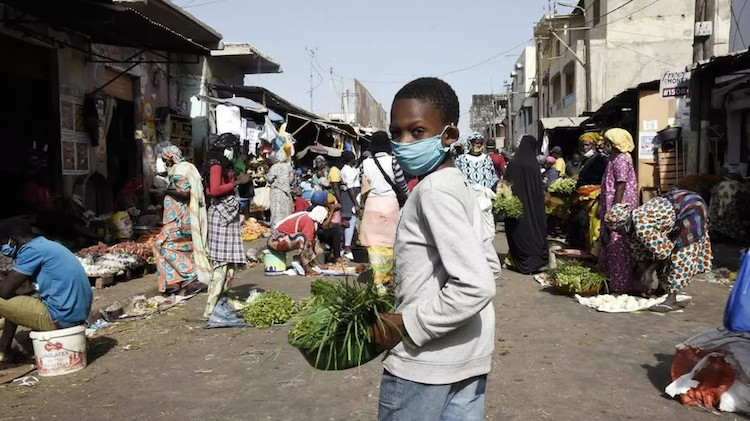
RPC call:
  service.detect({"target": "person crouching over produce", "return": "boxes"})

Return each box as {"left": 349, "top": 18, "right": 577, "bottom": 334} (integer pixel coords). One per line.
{"left": 0, "top": 220, "right": 92, "bottom": 363}
{"left": 604, "top": 190, "right": 712, "bottom": 313}
{"left": 372, "top": 77, "right": 501, "bottom": 420}
{"left": 267, "top": 204, "right": 330, "bottom": 276}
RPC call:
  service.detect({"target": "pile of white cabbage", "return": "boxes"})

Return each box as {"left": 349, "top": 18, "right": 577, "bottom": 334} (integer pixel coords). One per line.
{"left": 76, "top": 253, "right": 141, "bottom": 277}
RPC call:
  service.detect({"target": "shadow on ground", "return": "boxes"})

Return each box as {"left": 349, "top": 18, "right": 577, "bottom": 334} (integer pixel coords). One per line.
{"left": 87, "top": 336, "right": 118, "bottom": 365}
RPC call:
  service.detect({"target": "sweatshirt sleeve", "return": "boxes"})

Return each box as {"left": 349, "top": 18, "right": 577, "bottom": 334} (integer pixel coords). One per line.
{"left": 401, "top": 185, "right": 497, "bottom": 347}
{"left": 207, "top": 165, "right": 234, "bottom": 197}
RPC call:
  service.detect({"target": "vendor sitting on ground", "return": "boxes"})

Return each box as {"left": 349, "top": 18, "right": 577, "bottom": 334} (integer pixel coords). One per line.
{"left": 309, "top": 191, "right": 345, "bottom": 265}
{"left": 604, "top": 189, "right": 712, "bottom": 313}
{"left": 267, "top": 204, "right": 330, "bottom": 276}
{"left": 0, "top": 220, "right": 93, "bottom": 362}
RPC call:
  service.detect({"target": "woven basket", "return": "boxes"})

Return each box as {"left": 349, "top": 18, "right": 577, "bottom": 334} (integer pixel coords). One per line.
{"left": 298, "top": 339, "right": 381, "bottom": 371}
{"left": 552, "top": 280, "right": 602, "bottom": 297}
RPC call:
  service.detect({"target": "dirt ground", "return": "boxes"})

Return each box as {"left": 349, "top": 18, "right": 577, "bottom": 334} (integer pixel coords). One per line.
{"left": 0, "top": 233, "right": 743, "bottom": 421}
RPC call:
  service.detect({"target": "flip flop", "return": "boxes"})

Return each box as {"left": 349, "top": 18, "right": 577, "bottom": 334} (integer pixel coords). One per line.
{"left": 649, "top": 303, "right": 680, "bottom": 313}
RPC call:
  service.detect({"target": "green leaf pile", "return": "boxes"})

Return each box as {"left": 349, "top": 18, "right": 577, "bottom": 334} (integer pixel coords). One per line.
{"left": 546, "top": 261, "right": 607, "bottom": 294}
{"left": 548, "top": 178, "right": 577, "bottom": 196}
{"left": 493, "top": 181, "right": 524, "bottom": 219}
{"left": 288, "top": 278, "right": 396, "bottom": 371}
{"left": 240, "top": 290, "right": 298, "bottom": 328}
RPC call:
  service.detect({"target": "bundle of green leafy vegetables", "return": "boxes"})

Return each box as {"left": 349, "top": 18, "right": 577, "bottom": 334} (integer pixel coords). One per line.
{"left": 547, "top": 178, "right": 577, "bottom": 196}
{"left": 493, "top": 181, "right": 524, "bottom": 219}
{"left": 240, "top": 290, "right": 298, "bottom": 328}
{"left": 545, "top": 261, "right": 607, "bottom": 295}
{"left": 288, "top": 279, "right": 396, "bottom": 371}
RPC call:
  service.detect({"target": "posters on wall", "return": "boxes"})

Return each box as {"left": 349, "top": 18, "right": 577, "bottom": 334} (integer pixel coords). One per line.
{"left": 638, "top": 132, "right": 658, "bottom": 159}
{"left": 60, "top": 93, "right": 90, "bottom": 175}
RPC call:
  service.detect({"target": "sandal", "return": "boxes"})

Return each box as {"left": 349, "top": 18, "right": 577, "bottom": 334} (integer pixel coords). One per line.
{"left": 649, "top": 303, "right": 680, "bottom": 313}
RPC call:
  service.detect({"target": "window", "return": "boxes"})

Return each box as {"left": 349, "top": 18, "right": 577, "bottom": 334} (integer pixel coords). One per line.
{"left": 593, "top": 0, "right": 601, "bottom": 26}
{"left": 563, "top": 63, "right": 575, "bottom": 96}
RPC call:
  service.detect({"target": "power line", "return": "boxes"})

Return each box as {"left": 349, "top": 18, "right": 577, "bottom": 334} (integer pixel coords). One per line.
{"left": 182, "top": 0, "right": 229, "bottom": 8}
{"left": 580, "top": 0, "right": 634, "bottom": 26}
{"left": 607, "top": 40, "right": 680, "bottom": 67}
{"left": 600, "top": 0, "right": 663, "bottom": 27}
{"left": 438, "top": 38, "right": 533, "bottom": 77}
{"left": 606, "top": 28, "right": 691, "bottom": 41}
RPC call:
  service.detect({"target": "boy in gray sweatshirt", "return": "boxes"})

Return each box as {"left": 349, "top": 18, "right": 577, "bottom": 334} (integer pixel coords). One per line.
{"left": 372, "top": 77, "right": 501, "bottom": 420}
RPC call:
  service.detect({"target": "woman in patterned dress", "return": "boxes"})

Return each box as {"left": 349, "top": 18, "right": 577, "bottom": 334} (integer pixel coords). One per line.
{"left": 202, "top": 133, "right": 252, "bottom": 318}
{"left": 598, "top": 128, "right": 639, "bottom": 292}
{"left": 154, "top": 146, "right": 211, "bottom": 295}
{"left": 455, "top": 132, "right": 499, "bottom": 240}
{"left": 708, "top": 177, "right": 750, "bottom": 241}
{"left": 267, "top": 150, "right": 294, "bottom": 227}
{"left": 604, "top": 190, "right": 712, "bottom": 312}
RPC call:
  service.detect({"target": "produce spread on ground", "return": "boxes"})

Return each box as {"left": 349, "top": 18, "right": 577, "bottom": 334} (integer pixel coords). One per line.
{"left": 242, "top": 218, "right": 270, "bottom": 241}
{"left": 77, "top": 229, "right": 160, "bottom": 278}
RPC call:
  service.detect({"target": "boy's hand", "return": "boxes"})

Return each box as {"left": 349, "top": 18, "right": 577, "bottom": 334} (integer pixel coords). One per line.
{"left": 371, "top": 312, "right": 404, "bottom": 351}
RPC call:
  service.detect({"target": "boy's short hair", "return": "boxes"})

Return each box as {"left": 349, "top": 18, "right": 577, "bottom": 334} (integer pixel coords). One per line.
{"left": 394, "top": 77, "right": 460, "bottom": 126}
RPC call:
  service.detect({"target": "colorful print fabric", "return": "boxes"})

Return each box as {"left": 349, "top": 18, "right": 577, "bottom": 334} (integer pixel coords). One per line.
{"left": 155, "top": 174, "right": 197, "bottom": 293}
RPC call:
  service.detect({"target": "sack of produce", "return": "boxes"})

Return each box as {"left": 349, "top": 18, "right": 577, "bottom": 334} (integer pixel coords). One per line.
{"left": 111, "top": 211, "right": 133, "bottom": 240}
{"left": 288, "top": 279, "right": 396, "bottom": 371}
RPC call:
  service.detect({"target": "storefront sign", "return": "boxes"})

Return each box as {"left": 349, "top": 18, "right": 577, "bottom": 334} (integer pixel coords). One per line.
{"left": 60, "top": 93, "right": 90, "bottom": 175}
{"left": 661, "top": 68, "right": 691, "bottom": 98}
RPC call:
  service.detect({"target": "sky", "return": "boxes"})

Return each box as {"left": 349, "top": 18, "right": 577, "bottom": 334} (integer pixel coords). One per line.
{"left": 180, "top": 0, "right": 552, "bottom": 134}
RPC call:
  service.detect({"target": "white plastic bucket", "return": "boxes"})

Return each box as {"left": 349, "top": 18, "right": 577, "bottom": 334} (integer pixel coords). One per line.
{"left": 29, "top": 325, "right": 87, "bottom": 377}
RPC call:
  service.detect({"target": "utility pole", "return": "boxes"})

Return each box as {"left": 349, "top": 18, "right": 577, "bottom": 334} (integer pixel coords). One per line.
{"left": 506, "top": 82, "right": 513, "bottom": 151}
{"left": 689, "top": 0, "right": 716, "bottom": 174}
{"left": 306, "top": 47, "right": 316, "bottom": 112}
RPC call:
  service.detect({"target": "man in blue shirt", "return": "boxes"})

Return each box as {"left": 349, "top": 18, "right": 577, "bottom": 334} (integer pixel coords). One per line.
{"left": 0, "top": 220, "right": 92, "bottom": 362}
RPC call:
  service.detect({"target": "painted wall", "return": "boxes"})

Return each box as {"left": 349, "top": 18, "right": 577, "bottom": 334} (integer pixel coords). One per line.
{"left": 510, "top": 46, "right": 539, "bottom": 142}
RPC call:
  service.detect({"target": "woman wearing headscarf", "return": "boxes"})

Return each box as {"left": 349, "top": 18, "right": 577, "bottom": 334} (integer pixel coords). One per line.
{"left": 267, "top": 204, "right": 330, "bottom": 276}
{"left": 360, "top": 131, "right": 409, "bottom": 292}
{"left": 708, "top": 175, "right": 750, "bottom": 241}
{"left": 454, "top": 132, "right": 499, "bottom": 240}
{"left": 504, "top": 135, "right": 548, "bottom": 274}
{"left": 604, "top": 190, "right": 711, "bottom": 312}
{"left": 266, "top": 149, "right": 294, "bottom": 227}
{"left": 338, "top": 150, "right": 361, "bottom": 255}
{"left": 598, "top": 128, "right": 639, "bottom": 292}
{"left": 567, "top": 132, "right": 609, "bottom": 254}
{"left": 454, "top": 132, "right": 499, "bottom": 190}
{"left": 202, "top": 133, "right": 251, "bottom": 318}
{"left": 154, "top": 146, "right": 211, "bottom": 295}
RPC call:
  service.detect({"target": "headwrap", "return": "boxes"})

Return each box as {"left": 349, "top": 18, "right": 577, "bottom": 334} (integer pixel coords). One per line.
{"left": 604, "top": 203, "right": 633, "bottom": 232}
{"left": 211, "top": 132, "right": 240, "bottom": 151}
{"left": 550, "top": 146, "right": 562, "bottom": 158}
{"left": 310, "top": 190, "right": 328, "bottom": 206}
{"left": 161, "top": 145, "right": 184, "bottom": 164}
{"left": 467, "top": 132, "right": 485, "bottom": 145}
{"left": 202, "top": 133, "right": 240, "bottom": 185}
{"left": 369, "top": 131, "right": 391, "bottom": 154}
{"left": 313, "top": 156, "right": 327, "bottom": 169}
{"left": 308, "top": 206, "right": 328, "bottom": 224}
{"left": 604, "top": 128, "right": 635, "bottom": 153}
{"left": 579, "top": 132, "right": 602, "bottom": 145}
{"left": 545, "top": 156, "right": 557, "bottom": 165}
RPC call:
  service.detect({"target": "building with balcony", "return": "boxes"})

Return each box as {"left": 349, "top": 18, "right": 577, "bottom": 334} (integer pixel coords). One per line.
{"left": 508, "top": 46, "right": 538, "bottom": 147}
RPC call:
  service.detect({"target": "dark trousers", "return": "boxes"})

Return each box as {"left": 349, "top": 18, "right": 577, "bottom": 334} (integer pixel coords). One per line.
{"left": 317, "top": 225, "right": 344, "bottom": 260}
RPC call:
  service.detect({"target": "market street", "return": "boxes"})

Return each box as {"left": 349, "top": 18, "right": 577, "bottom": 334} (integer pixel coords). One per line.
{"left": 0, "top": 232, "right": 735, "bottom": 421}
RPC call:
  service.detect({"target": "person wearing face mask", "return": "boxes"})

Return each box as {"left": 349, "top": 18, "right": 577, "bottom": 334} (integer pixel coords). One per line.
{"left": 370, "top": 77, "right": 501, "bottom": 421}
{"left": 454, "top": 132, "right": 499, "bottom": 240}
{"left": 266, "top": 150, "right": 294, "bottom": 227}
{"left": 598, "top": 128, "right": 639, "bottom": 293}
{"left": 0, "top": 220, "right": 92, "bottom": 363}
{"left": 202, "top": 133, "right": 252, "bottom": 318}
{"left": 567, "top": 133, "right": 609, "bottom": 254}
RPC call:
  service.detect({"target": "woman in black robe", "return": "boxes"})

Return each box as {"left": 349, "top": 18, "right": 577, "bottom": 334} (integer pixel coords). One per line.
{"left": 504, "top": 135, "right": 548, "bottom": 274}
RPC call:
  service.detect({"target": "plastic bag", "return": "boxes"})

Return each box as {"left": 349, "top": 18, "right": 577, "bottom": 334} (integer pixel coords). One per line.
{"left": 253, "top": 186, "right": 271, "bottom": 210}
{"left": 111, "top": 212, "right": 133, "bottom": 239}
{"left": 724, "top": 250, "right": 750, "bottom": 332}
{"left": 206, "top": 297, "right": 247, "bottom": 328}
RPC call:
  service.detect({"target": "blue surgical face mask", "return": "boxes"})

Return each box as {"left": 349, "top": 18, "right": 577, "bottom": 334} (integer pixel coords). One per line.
{"left": 2, "top": 240, "right": 16, "bottom": 258}
{"left": 391, "top": 127, "right": 450, "bottom": 176}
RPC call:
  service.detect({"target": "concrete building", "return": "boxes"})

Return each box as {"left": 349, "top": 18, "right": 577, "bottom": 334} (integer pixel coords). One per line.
{"left": 535, "top": 0, "right": 731, "bottom": 121}
{"left": 508, "top": 46, "right": 538, "bottom": 146}
{"left": 469, "top": 94, "right": 507, "bottom": 149}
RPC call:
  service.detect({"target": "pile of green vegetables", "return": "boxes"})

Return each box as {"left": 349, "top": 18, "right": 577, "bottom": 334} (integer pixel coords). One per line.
{"left": 546, "top": 261, "right": 608, "bottom": 295}
{"left": 240, "top": 290, "right": 298, "bottom": 328}
{"left": 548, "top": 178, "right": 577, "bottom": 196}
{"left": 288, "top": 279, "right": 396, "bottom": 371}
{"left": 493, "top": 181, "right": 524, "bottom": 219}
